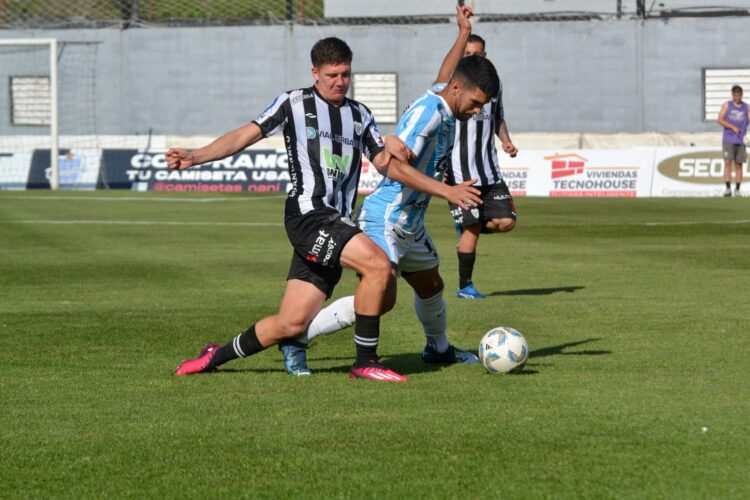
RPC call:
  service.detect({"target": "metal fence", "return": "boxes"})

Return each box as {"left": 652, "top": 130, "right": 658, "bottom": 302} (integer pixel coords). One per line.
{"left": 1, "top": 1, "right": 749, "bottom": 29}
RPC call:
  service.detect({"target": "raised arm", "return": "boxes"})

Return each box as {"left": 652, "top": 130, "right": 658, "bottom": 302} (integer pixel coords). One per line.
{"left": 433, "top": 5, "right": 473, "bottom": 85}
{"left": 166, "top": 122, "right": 263, "bottom": 170}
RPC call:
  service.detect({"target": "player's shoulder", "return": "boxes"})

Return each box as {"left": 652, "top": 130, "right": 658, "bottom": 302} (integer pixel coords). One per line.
{"left": 345, "top": 97, "right": 374, "bottom": 117}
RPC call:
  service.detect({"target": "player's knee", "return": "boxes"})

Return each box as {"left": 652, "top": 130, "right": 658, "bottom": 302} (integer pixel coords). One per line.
{"left": 486, "top": 218, "right": 515, "bottom": 233}
{"left": 362, "top": 251, "right": 392, "bottom": 282}
{"left": 277, "top": 317, "right": 308, "bottom": 338}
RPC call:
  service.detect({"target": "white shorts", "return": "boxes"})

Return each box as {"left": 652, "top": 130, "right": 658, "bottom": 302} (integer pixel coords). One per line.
{"left": 359, "top": 219, "right": 440, "bottom": 273}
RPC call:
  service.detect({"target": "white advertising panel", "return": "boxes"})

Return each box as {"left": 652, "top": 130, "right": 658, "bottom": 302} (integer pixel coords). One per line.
{"left": 651, "top": 147, "right": 749, "bottom": 197}
{"left": 499, "top": 149, "right": 655, "bottom": 197}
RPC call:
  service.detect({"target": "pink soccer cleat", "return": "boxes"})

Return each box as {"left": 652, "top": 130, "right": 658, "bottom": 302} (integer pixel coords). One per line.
{"left": 175, "top": 343, "right": 221, "bottom": 376}
{"left": 349, "top": 359, "right": 408, "bottom": 382}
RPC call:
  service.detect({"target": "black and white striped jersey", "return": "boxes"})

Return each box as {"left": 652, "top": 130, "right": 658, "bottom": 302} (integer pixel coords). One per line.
{"left": 253, "top": 86, "right": 385, "bottom": 220}
{"left": 446, "top": 86, "right": 505, "bottom": 187}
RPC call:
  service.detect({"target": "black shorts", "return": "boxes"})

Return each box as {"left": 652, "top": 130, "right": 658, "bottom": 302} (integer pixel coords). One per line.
{"left": 284, "top": 208, "right": 361, "bottom": 298}
{"left": 449, "top": 180, "right": 517, "bottom": 228}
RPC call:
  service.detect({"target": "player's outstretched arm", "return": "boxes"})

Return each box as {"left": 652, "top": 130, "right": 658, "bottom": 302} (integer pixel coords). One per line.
{"left": 433, "top": 4, "right": 473, "bottom": 85}
{"left": 376, "top": 156, "right": 482, "bottom": 210}
{"left": 166, "top": 122, "right": 264, "bottom": 170}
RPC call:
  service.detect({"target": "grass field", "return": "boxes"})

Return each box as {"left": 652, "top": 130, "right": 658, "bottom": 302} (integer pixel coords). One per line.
{"left": 1, "top": 191, "right": 748, "bottom": 498}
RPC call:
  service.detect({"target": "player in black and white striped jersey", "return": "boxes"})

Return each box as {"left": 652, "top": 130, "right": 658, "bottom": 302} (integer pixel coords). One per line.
{"left": 441, "top": 34, "right": 519, "bottom": 299}
{"left": 168, "top": 37, "right": 481, "bottom": 382}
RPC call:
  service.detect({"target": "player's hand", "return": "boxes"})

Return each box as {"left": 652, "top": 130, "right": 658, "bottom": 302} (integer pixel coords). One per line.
{"left": 456, "top": 4, "right": 473, "bottom": 32}
{"left": 502, "top": 141, "right": 518, "bottom": 158}
{"left": 447, "top": 179, "right": 482, "bottom": 211}
{"left": 165, "top": 148, "right": 195, "bottom": 170}
{"left": 384, "top": 135, "right": 416, "bottom": 164}
{"left": 732, "top": 126, "right": 741, "bottom": 135}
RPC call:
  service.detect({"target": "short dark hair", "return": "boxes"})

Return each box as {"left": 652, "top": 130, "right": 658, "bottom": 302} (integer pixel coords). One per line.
{"left": 732, "top": 85, "right": 743, "bottom": 94}
{"left": 467, "top": 34, "right": 486, "bottom": 51}
{"left": 310, "top": 37, "right": 353, "bottom": 67}
{"left": 452, "top": 55, "right": 500, "bottom": 99}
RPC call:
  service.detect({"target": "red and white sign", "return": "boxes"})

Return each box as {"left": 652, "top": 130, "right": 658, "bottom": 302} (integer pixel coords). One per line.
{"left": 500, "top": 149, "right": 655, "bottom": 197}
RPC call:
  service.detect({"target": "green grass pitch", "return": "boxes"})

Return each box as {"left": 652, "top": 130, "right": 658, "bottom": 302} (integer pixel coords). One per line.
{"left": 1, "top": 191, "right": 748, "bottom": 498}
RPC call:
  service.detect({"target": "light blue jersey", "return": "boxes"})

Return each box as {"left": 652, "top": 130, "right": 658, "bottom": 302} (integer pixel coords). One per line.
{"left": 359, "top": 90, "right": 455, "bottom": 233}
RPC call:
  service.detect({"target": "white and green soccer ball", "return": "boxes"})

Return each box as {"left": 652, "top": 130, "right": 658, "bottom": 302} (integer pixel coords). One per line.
{"left": 479, "top": 327, "right": 528, "bottom": 374}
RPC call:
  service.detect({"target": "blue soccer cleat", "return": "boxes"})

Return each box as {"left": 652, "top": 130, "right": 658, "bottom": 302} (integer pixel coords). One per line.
{"left": 422, "top": 344, "right": 480, "bottom": 364}
{"left": 278, "top": 340, "right": 312, "bottom": 376}
{"left": 456, "top": 283, "right": 486, "bottom": 299}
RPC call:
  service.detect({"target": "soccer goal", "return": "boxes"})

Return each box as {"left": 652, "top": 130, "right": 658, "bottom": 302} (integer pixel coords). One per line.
{"left": 0, "top": 38, "right": 101, "bottom": 190}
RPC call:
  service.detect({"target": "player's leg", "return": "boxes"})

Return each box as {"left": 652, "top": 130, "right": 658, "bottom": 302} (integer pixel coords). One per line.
{"left": 455, "top": 223, "right": 485, "bottom": 298}
{"left": 461, "top": 181, "right": 517, "bottom": 298}
{"left": 175, "top": 278, "right": 326, "bottom": 376}
{"left": 450, "top": 196, "right": 487, "bottom": 299}
{"left": 723, "top": 151, "right": 733, "bottom": 196}
{"left": 278, "top": 217, "right": 403, "bottom": 378}
{"left": 401, "top": 266, "right": 479, "bottom": 365}
{"left": 734, "top": 146, "right": 745, "bottom": 196}
{"left": 400, "top": 228, "right": 479, "bottom": 365}
{"left": 340, "top": 233, "right": 406, "bottom": 381}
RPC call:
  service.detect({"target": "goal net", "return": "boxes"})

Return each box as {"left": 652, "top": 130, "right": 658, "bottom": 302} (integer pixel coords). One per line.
{"left": 0, "top": 39, "right": 100, "bottom": 190}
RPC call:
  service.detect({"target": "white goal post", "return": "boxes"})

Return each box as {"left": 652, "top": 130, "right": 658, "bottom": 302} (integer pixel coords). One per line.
{"left": 0, "top": 38, "right": 59, "bottom": 190}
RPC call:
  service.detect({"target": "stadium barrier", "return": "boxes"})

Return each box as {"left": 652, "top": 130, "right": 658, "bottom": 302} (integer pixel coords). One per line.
{"left": 0, "top": 134, "right": 747, "bottom": 197}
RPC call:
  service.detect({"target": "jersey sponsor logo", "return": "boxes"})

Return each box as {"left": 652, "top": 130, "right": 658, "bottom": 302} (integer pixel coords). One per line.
{"left": 323, "top": 147, "right": 351, "bottom": 180}
{"left": 305, "top": 113, "right": 317, "bottom": 119}
{"left": 291, "top": 93, "right": 314, "bottom": 105}
{"left": 306, "top": 127, "right": 317, "bottom": 140}
{"left": 317, "top": 129, "right": 356, "bottom": 147}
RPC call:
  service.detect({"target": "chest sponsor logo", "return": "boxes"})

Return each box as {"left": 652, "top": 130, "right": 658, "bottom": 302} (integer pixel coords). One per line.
{"left": 323, "top": 147, "right": 351, "bottom": 180}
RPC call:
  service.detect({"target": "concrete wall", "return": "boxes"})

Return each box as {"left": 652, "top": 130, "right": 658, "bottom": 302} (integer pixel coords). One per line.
{"left": 1, "top": 17, "right": 748, "bottom": 136}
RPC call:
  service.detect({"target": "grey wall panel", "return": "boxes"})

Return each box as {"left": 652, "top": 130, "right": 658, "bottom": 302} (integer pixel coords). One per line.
{"left": 1, "top": 18, "right": 749, "bottom": 136}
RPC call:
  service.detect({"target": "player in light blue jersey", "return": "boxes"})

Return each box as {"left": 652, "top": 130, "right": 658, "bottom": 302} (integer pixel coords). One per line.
{"left": 278, "top": 10, "right": 502, "bottom": 374}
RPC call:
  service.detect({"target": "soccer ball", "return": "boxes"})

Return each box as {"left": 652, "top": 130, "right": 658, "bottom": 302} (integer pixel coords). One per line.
{"left": 479, "top": 327, "right": 528, "bottom": 374}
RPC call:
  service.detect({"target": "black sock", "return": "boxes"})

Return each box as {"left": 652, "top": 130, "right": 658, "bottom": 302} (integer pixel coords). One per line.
{"left": 354, "top": 314, "right": 380, "bottom": 365}
{"left": 736, "top": 183, "right": 741, "bottom": 191}
{"left": 726, "top": 181, "right": 731, "bottom": 189}
{"left": 209, "top": 324, "right": 264, "bottom": 369}
{"left": 457, "top": 251, "right": 476, "bottom": 289}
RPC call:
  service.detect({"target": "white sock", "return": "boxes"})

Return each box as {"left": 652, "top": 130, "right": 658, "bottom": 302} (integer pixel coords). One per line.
{"left": 415, "top": 290, "right": 449, "bottom": 353}
{"left": 302, "top": 295, "right": 356, "bottom": 344}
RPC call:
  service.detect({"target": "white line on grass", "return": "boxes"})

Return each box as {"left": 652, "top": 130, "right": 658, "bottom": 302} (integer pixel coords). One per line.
{"left": 0, "top": 195, "right": 287, "bottom": 203}
{"left": 1, "top": 220, "right": 282, "bottom": 227}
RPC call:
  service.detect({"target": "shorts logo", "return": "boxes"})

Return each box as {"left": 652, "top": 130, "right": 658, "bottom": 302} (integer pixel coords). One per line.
{"left": 309, "top": 229, "right": 337, "bottom": 265}
{"left": 470, "top": 208, "right": 480, "bottom": 219}
{"left": 306, "top": 127, "right": 317, "bottom": 140}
